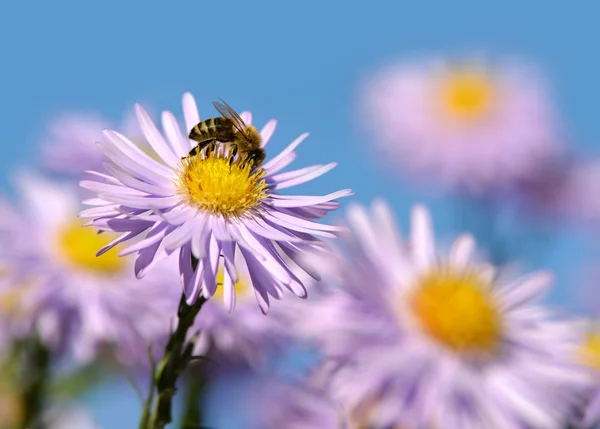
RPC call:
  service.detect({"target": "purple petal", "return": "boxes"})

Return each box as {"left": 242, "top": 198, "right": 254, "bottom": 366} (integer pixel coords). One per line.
{"left": 244, "top": 216, "right": 304, "bottom": 242}
{"left": 182, "top": 92, "right": 200, "bottom": 132}
{"left": 269, "top": 189, "right": 352, "bottom": 208}
{"left": 186, "top": 257, "right": 204, "bottom": 305}
{"left": 163, "top": 216, "right": 199, "bottom": 251}
{"left": 222, "top": 260, "right": 236, "bottom": 312}
{"left": 220, "top": 241, "right": 239, "bottom": 284}
{"left": 96, "top": 230, "right": 146, "bottom": 256}
{"left": 191, "top": 216, "right": 211, "bottom": 259}
{"left": 269, "top": 164, "right": 327, "bottom": 182}
{"left": 135, "top": 103, "right": 180, "bottom": 167}
{"left": 237, "top": 224, "right": 293, "bottom": 286}
{"left": 240, "top": 111, "right": 252, "bottom": 125}
{"left": 98, "top": 142, "right": 170, "bottom": 186}
{"left": 161, "top": 110, "right": 191, "bottom": 158}
{"left": 278, "top": 241, "right": 321, "bottom": 281}
{"left": 102, "top": 131, "right": 173, "bottom": 181}
{"left": 262, "top": 133, "right": 309, "bottom": 173}
{"left": 103, "top": 163, "right": 176, "bottom": 197}
{"left": 80, "top": 180, "right": 148, "bottom": 197}
{"left": 119, "top": 223, "right": 171, "bottom": 256}
{"left": 201, "top": 234, "right": 220, "bottom": 298}
{"left": 97, "top": 193, "right": 181, "bottom": 209}
{"left": 152, "top": 205, "right": 198, "bottom": 226}
{"left": 271, "top": 163, "right": 337, "bottom": 190}
{"left": 260, "top": 119, "right": 277, "bottom": 147}
{"left": 265, "top": 210, "right": 344, "bottom": 233}
{"left": 105, "top": 217, "right": 154, "bottom": 232}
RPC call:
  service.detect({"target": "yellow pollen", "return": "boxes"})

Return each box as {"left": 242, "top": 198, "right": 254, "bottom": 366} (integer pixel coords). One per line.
{"left": 175, "top": 151, "right": 268, "bottom": 218}
{"left": 440, "top": 69, "right": 495, "bottom": 121}
{"left": 57, "top": 222, "right": 125, "bottom": 275}
{"left": 579, "top": 331, "right": 600, "bottom": 371}
{"left": 411, "top": 268, "right": 502, "bottom": 353}
{"left": 213, "top": 267, "right": 251, "bottom": 304}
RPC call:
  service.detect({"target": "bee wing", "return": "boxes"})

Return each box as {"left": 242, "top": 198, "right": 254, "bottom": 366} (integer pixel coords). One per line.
{"left": 213, "top": 99, "right": 251, "bottom": 141}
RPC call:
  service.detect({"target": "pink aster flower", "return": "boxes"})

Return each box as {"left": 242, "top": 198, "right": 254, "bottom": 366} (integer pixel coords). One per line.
{"left": 571, "top": 321, "right": 600, "bottom": 428}
{"left": 41, "top": 108, "right": 159, "bottom": 177}
{"left": 293, "top": 200, "right": 591, "bottom": 429}
{"left": 520, "top": 159, "right": 600, "bottom": 226}
{"left": 0, "top": 175, "right": 178, "bottom": 366}
{"left": 363, "top": 57, "right": 565, "bottom": 195}
{"left": 80, "top": 92, "right": 351, "bottom": 313}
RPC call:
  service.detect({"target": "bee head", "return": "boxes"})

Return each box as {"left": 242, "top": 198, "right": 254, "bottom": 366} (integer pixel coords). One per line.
{"left": 244, "top": 125, "right": 262, "bottom": 149}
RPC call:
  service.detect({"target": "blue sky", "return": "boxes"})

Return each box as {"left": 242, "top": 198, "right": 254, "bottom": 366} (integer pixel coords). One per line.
{"left": 2, "top": 0, "right": 600, "bottom": 427}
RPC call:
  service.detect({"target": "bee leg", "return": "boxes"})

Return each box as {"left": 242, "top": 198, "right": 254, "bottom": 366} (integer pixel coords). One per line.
{"left": 229, "top": 144, "right": 239, "bottom": 168}
{"left": 188, "top": 139, "right": 215, "bottom": 157}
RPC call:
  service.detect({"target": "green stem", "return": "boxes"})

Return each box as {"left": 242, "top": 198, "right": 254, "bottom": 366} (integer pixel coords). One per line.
{"left": 180, "top": 363, "right": 209, "bottom": 429}
{"left": 20, "top": 335, "right": 50, "bottom": 429}
{"left": 140, "top": 293, "right": 207, "bottom": 429}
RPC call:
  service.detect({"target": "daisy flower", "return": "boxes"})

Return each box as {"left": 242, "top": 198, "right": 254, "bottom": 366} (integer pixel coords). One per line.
{"left": 573, "top": 323, "right": 600, "bottom": 428}
{"left": 520, "top": 159, "right": 600, "bottom": 226}
{"left": 363, "top": 57, "right": 565, "bottom": 195}
{"left": 295, "top": 200, "right": 591, "bottom": 429}
{"left": 80, "top": 92, "right": 351, "bottom": 312}
{"left": 41, "top": 108, "right": 160, "bottom": 176}
{"left": 0, "top": 175, "right": 178, "bottom": 366}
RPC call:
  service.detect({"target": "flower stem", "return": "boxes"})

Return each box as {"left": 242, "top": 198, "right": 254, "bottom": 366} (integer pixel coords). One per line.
{"left": 20, "top": 334, "right": 50, "bottom": 429}
{"left": 142, "top": 293, "right": 207, "bottom": 429}
{"left": 180, "top": 361, "right": 210, "bottom": 429}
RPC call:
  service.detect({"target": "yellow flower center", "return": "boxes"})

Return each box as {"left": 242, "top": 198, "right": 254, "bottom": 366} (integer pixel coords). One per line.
{"left": 411, "top": 268, "right": 502, "bottom": 353}
{"left": 0, "top": 287, "right": 27, "bottom": 317}
{"left": 439, "top": 69, "right": 495, "bottom": 121}
{"left": 57, "top": 222, "right": 125, "bottom": 275}
{"left": 579, "top": 331, "right": 600, "bottom": 371}
{"left": 176, "top": 150, "right": 268, "bottom": 218}
{"left": 213, "top": 267, "right": 252, "bottom": 304}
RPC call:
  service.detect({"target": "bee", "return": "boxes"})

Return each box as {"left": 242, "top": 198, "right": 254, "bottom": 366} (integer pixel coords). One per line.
{"left": 188, "top": 99, "right": 265, "bottom": 167}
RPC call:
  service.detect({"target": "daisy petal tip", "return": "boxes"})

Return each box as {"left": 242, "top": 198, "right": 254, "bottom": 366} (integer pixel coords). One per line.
{"left": 185, "top": 292, "right": 197, "bottom": 306}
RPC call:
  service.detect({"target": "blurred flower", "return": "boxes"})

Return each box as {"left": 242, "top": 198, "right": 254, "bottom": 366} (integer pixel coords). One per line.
{"left": 41, "top": 109, "right": 160, "bottom": 177}
{"left": 247, "top": 377, "right": 344, "bottom": 429}
{"left": 43, "top": 402, "right": 101, "bottom": 429}
{"left": 520, "top": 159, "right": 600, "bottom": 225}
{"left": 80, "top": 92, "right": 351, "bottom": 312}
{"left": 363, "top": 57, "right": 565, "bottom": 195}
{"left": 294, "top": 200, "right": 590, "bottom": 428}
{"left": 574, "top": 323, "right": 600, "bottom": 428}
{"left": 0, "top": 175, "right": 178, "bottom": 366}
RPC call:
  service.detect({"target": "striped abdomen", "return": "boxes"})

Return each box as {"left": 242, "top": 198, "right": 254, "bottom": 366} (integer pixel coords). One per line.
{"left": 188, "top": 117, "right": 237, "bottom": 144}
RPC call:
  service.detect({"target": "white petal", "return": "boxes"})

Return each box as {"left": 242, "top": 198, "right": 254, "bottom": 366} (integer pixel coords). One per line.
{"left": 411, "top": 204, "right": 435, "bottom": 271}
{"left": 182, "top": 92, "right": 200, "bottom": 132}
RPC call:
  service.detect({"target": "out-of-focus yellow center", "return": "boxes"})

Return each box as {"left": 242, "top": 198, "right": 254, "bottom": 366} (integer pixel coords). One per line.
{"left": 440, "top": 69, "right": 495, "bottom": 121}
{"left": 57, "top": 222, "right": 125, "bottom": 274}
{"left": 213, "top": 267, "right": 251, "bottom": 303}
{"left": 411, "top": 268, "right": 502, "bottom": 353}
{"left": 0, "top": 287, "right": 26, "bottom": 317}
{"left": 580, "top": 331, "right": 600, "bottom": 371}
{"left": 176, "top": 151, "right": 268, "bottom": 218}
